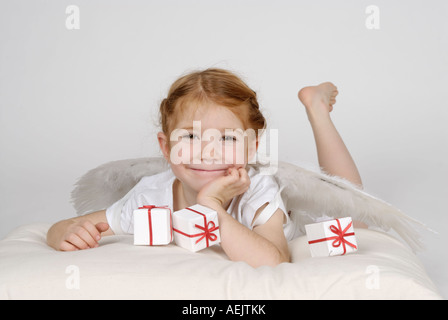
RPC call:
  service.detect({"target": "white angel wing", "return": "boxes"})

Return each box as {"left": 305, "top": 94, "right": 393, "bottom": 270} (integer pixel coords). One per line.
{"left": 71, "top": 157, "right": 169, "bottom": 216}
{"left": 271, "top": 161, "right": 431, "bottom": 252}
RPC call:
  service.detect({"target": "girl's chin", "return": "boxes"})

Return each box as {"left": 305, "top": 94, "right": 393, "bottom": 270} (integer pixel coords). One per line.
{"left": 184, "top": 180, "right": 211, "bottom": 195}
{"left": 182, "top": 169, "right": 225, "bottom": 191}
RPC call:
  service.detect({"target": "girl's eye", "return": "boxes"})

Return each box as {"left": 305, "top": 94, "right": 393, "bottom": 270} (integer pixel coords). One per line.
{"left": 182, "top": 133, "right": 199, "bottom": 141}
{"left": 221, "top": 135, "right": 237, "bottom": 142}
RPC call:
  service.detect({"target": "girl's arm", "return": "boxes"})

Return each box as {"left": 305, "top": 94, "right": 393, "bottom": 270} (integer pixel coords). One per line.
{"left": 205, "top": 201, "right": 289, "bottom": 268}
{"left": 197, "top": 168, "right": 290, "bottom": 268}
{"left": 46, "top": 210, "right": 113, "bottom": 251}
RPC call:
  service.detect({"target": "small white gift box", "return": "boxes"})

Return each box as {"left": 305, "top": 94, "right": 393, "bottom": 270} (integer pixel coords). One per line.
{"left": 133, "top": 205, "right": 173, "bottom": 245}
{"left": 173, "top": 204, "right": 220, "bottom": 252}
{"left": 305, "top": 217, "right": 358, "bottom": 257}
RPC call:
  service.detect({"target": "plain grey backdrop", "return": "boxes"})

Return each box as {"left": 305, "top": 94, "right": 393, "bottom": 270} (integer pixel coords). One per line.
{"left": 1, "top": 0, "right": 447, "bottom": 298}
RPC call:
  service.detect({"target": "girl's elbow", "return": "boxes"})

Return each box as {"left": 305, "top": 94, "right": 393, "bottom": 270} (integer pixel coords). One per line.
{"left": 277, "top": 250, "right": 291, "bottom": 265}
{"left": 260, "top": 250, "right": 290, "bottom": 268}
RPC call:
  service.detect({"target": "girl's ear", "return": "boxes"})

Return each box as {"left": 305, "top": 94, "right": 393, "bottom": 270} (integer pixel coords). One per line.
{"left": 157, "top": 132, "right": 170, "bottom": 161}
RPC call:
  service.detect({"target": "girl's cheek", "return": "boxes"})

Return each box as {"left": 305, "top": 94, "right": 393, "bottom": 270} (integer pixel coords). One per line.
{"left": 169, "top": 140, "right": 195, "bottom": 164}
{"left": 222, "top": 141, "right": 246, "bottom": 166}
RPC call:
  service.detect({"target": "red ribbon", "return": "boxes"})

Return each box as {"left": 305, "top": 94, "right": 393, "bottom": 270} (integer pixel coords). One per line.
{"left": 173, "top": 207, "right": 219, "bottom": 248}
{"left": 138, "top": 205, "right": 172, "bottom": 245}
{"left": 308, "top": 219, "right": 357, "bottom": 255}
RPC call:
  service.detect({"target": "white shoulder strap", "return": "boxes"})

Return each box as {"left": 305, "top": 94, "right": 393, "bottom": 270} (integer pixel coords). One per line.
{"left": 251, "top": 187, "right": 284, "bottom": 228}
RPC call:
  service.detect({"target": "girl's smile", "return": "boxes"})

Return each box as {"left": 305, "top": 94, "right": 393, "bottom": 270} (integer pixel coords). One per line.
{"left": 187, "top": 166, "right": 230, "bottom": 173}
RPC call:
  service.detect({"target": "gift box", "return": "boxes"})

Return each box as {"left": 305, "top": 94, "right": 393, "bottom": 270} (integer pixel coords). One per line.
{"left": 305, "top": 217, "right": 358, "bottom": 257}
{"left": 173, "top": 204, "right": 220, "bottom": 252}
{"left": 133, "top": 205, "right": 173, "bottom": 245}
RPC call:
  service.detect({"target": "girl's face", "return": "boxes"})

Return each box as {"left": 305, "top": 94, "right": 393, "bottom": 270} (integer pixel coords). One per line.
{"left": 158, "top": 102, "right": 257, "bottom": 193}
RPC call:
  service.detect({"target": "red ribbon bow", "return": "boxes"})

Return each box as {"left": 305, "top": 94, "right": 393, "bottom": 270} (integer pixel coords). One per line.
{"left": 138, "top": 205, "right": 172, "bottom": 245}
{"left": 308, "top": 219, "right": 357, "bottom": 255}
{"left": 173, "top": 207, "right": 219, "bottom": 248}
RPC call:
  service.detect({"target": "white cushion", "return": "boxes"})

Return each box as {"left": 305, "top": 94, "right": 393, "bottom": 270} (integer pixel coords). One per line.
{"left": 0, "top": 223, "right": 441, "bottom": 299}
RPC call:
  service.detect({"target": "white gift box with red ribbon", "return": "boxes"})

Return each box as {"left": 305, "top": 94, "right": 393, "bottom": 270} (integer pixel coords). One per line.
{"left": 133, "top": 205, "right": 173, "bottom": 245}
{"left": 305, "top": 217, "right": 358, "bottom": 257}
{"left": 173, "top": 204, "right": 221, "bottom": 252}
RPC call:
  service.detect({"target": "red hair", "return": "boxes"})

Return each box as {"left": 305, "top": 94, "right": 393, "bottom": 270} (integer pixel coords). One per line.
{"left": 159, "top": 68, "right": 266, "bottom": 137}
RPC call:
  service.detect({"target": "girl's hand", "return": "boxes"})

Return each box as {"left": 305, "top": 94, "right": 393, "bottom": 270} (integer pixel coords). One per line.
{"left": 61, "top": 220, "right": 110, "bottom": 251}
{"left": 47, "top": 218, "right": 110, "bottom": 251}
{"left": 197, "top": 167, "right": 250, "bottom": 210}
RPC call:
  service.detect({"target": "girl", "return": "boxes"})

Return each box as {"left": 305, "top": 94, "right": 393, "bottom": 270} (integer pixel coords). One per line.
{"left": 47, "top": 69, "right": 363, "bottom": 268}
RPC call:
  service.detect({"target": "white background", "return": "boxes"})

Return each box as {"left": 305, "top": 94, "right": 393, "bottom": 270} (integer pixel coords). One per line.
{"left": 1, "top": 0, "right": 447, "bottom": 298}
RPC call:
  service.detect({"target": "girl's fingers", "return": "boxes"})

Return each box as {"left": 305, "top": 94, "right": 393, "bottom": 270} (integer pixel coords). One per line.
{"left": 238, "top": 168, "right": 251, "bottom": 192}
{"left": 238, "top": 167, "right": 248, "bottom": 177}
{"left": 65, "top": 232, "right": 90, "bottom": 250}
{"left": 59, "top": 241, "right": 78, "bottom": 251}
{"left": 226, "top": 167, "right": 239, "bottom": 181}
{"left": 82, "top": 221, "right": 102, "bottom": 242}
{"left": 76, "top": 225, "right": 99, "bottom": 248}
{"left": 238, "top": 167, "right": 249, "bottom": 182}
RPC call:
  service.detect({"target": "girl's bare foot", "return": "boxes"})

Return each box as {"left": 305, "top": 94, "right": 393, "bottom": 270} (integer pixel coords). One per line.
{"left": 298, "top": 82, "right": 338, "bottom": 115}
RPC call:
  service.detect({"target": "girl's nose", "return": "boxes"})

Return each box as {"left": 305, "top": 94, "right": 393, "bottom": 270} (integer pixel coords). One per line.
{"left": 200, "top": 139, "right": 223, "bottom": 164}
